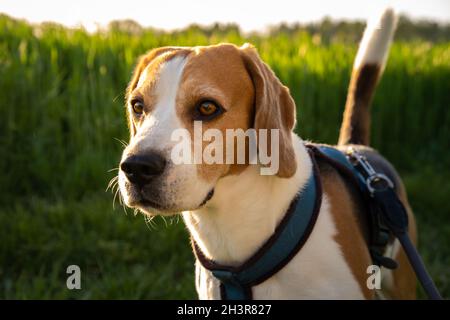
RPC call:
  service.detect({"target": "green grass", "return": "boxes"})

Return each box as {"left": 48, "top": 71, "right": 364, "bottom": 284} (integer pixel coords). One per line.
{"left": 0, "top": 14, "right": 449, "bottom": 299}
{"left": 0, "top": 194, "right": 196, "bottom": 299}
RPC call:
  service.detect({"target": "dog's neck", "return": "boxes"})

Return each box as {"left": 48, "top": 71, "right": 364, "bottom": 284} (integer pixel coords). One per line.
{"left": 182, "top": 135, "right": 312, "bottom": 266}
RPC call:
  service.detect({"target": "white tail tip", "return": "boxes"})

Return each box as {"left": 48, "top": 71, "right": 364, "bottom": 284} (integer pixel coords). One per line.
{"left": 354, "top": 8, "right": 398, "bottom": 70}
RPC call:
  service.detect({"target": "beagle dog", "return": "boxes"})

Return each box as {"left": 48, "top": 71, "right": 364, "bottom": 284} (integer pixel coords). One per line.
{"left": 118, "top": 9, "right": 417, "bottom": 299}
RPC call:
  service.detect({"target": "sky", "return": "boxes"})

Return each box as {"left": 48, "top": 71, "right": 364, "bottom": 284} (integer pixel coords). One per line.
{"left": 0, "top": 0, "right": 449, "bottom": 32}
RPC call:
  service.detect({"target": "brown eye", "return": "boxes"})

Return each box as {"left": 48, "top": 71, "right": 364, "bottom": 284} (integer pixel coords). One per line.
{"left": 132, "top": 101, "right": 144, "bottom": 115}
{"left": 197, "top": 101, "right": 222, "bottom": 118}
{"left": 198, "top": 101, "right": 217, "bottom": 116}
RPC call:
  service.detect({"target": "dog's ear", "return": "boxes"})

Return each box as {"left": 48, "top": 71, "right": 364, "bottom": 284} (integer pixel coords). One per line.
{"left": 126, "top": 47, "right": 179, "bottom": 136}
{"left": 240, "top": 43, "right": 297, "bottom": 178}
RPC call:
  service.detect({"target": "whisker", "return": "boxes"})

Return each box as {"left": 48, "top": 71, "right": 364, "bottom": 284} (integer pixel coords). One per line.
{"left": 106, "top": 176, "right": 118, "bottom": 192}
{"left": 118, "top": 190, "right": 124, "bottom": 206}
{"left": 107, "top": 174, "right": 130, "bottom": 216}
{"left": 113, "top": 188, "right": 120, "bottom": 210}
{"left": 113, "top": 137, "right": 128, "bottom": 148}
{"left": 108, "top": 182, "right": 118, "bottom": 196}
{"left": 119, "top": 193, "right": 128, "bottom": 215}
{"left": 144, "top": 215, "right": 157, "bottom": 230}
{"left": 171, "top": 215, "right": 181, "bottom": 225}
{"left": 161, "top": 216, "right": 169, "bottom": 228}
{"left": 113, "top": 93, "right": 123, "bottom": 103}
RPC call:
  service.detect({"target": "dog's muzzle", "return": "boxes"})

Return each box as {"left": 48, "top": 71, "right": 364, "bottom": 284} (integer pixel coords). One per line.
{"left": 119, "top": 150, "right": 215, "bottom": 213}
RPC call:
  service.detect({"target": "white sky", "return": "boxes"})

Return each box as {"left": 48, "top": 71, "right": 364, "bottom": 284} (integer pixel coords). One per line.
{"left": 0, "top": 0, "right": 449, "bottom": 32}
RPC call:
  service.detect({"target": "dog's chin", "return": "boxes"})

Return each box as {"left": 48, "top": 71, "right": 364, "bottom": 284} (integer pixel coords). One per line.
{"left": 125, "top": 188, "right": 215, "bottom": 216}
{"left": 126, "top": 196, "right": 179, "bottom": 216}
{"left": 137, "top": 204, "right": 179, "bottom": 217}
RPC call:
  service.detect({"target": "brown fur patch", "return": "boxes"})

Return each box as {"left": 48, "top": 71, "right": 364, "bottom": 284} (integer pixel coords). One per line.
{"left": 240, "top": 45, "right": 297, "bottom": 178}
{"left": 339, "top": 64, "right": 381, "bottom": 146}
{"left": 126, "top": 47, "right": 191, "bottom": 136}
{"left": 176, "top": 44, "right": 256, "bottom": 182}
{"left": 319, "top": 160, "right": 375, "bottom": 299}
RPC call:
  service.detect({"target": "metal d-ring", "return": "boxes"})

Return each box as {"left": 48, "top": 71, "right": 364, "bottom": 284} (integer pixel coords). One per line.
{"left": 366, "top": 173, "right": 394, "bottom": 194}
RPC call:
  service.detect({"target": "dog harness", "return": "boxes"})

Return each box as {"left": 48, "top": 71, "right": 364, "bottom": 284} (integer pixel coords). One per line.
{"left": 192, "top": 145, "right": 442, "bottom": 300}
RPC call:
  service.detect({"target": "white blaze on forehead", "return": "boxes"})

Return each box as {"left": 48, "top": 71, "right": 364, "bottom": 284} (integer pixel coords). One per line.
{"left": 136, "top": 64, "right": 151, "bottom": 88}
{"left": 154, "top": 55, "right": 187, "bottom": 110}
{"left": 133, "top": 55, "right": 187, "bottom": 150}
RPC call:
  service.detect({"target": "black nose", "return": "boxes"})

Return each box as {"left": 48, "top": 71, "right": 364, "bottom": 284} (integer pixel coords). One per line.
{"left": 120, "top": 153, "right": 166, "bottom": 187}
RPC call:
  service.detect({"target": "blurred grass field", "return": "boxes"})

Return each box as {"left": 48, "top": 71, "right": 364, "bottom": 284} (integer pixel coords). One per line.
{"left": 0, "top": 14, "right": 449, "bottom": 299}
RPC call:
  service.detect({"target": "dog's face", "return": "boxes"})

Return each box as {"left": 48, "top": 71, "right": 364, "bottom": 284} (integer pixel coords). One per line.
{"left": 118, "top": 44, "right": 297, "bottom": 215}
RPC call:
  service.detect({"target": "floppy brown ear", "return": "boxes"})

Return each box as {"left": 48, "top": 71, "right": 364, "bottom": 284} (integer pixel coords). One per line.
{"left": 125, "top": 47, "right": 180, "bottom": 136}
{"left": 240, "top": 44, "right": 297, "bottom": 178}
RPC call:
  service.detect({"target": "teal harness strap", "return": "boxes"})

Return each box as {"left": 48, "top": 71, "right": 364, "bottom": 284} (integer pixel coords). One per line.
{"left": 192, "top": 149, "right": 322, "bottom": 300}
{"left": 314, "top": 145, "right": 366, "bottom": 190}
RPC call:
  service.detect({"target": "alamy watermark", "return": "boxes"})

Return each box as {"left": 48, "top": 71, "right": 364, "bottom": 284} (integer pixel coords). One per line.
{"left": 66, "top": 265, "right": 81, "bottom": 290}
{"left": 170, "top": 121, "right": 280, "bottom": 175}
{"left": 366, "top": 265, "right": 381, "bottom": 290}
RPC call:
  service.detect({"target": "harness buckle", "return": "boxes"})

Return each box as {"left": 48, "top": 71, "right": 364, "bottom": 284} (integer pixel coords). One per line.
{"left": 346, "top": 147, "right": 394, "bottom": 195}
{"left": 366, "top": 173, "right": 394, "bottom": 194}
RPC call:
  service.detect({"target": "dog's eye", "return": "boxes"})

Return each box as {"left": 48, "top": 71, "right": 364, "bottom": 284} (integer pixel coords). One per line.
{"left": 132, "top": 101, "right": 144, "bottom": 115}
{"left": 196, "top": 101, "right": 223, "bottom": 119}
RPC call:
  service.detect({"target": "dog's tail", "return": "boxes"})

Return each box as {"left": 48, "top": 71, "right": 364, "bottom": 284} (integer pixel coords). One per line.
{"left": 338, "top": 8, "right": 397, "bottom": 146}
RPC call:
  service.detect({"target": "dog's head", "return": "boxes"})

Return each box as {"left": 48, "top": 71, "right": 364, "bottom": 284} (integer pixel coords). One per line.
{"left": 118, "top": 43, "right": 297, "bottom": 215}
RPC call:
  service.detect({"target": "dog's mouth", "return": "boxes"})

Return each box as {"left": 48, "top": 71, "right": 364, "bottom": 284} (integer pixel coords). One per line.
{"left": 139, "top": 198, "right": 165, "bottom": 210}
{"left": 132, "top": 188, "right": 215, "bottom": 214}
{"left": 199, "top": 189, "right": 215, "bottom": 207}
{"left": 127, "top": 185, "right": 168, "bottom": 212}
